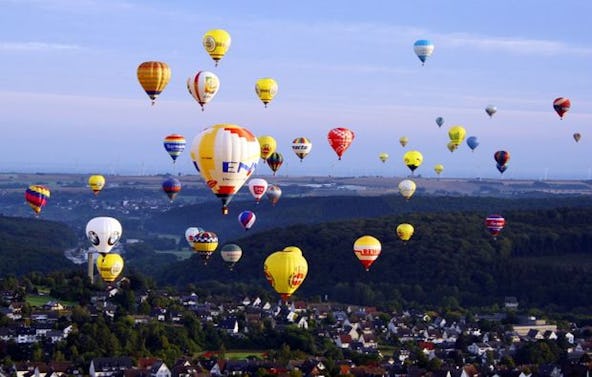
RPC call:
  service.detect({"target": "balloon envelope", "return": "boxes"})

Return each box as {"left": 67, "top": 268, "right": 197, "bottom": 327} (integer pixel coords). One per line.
{"left": 434, "top": 164, "right": 444, "bottom": 175}
{"left": 494, "top": 150, "right": 510, "bottom": 167}
{"left": 137, "top": 61, "right": 171, "bottom": 104}
{"left": 190, "top": 124, "right": 260, "bottom": 214}
{"left": 435, "top": 117, "right": 444, "bottom": 128}
{"left": 88, "top": 175, "right": 105, "bottom": 196}
{"left": 448, "top": 126, "right": 467, "bottom": 145}
{"left": 403, "top": 150, "right": 423, "bottom": 172}
{"left": 399, "top": 136, "right": 408, "bottom": 147}
{"left": 264, "top": 246, "right": 308, "bottom": 300}
{"left": 86, "top": 217, "right": 122, "bottom": 254}
{"left": 162, "top": 177, "right": 181, "bottom": 201}
{"left": 187, "top": 71, "right": 220, "bottom": 110}
{"left": 96, "top": 253, "right": 124, "bottom": 283}
{"left": 379, "top": 152, "right": 389, "bottom": 163}
{"left": 466, "top": 136, "right": 479, "bottom": 151}
{"left": 485, "top": 214, "right": 506, "bottom": 238}
{"left": 238, "top": 210, "right": 256, "bottom": 231}
{"left": 573, "top": 133, "right": 581, "bottom": 142}
{"left": 255, "top": 78, "right": 278, "bottom": 107}
{"left": 292, "top": 137, "right": 312, "bottom": 161}
{"left": 414, "top": 39, "right": 434, "bottom": 65}
{"left": 163, "top": 134, "right": 186, "bottom": 162}
{"left": 353, "top": 235, "right": 381, "bottom": 271}
{"left": 248, "top": 178, "right": 268, "bottom": 203}
{"left": 398, "top": 179, "right": 416, "bottom": 200}
{"left": 267, "top": 184, "right": 282, "bottom": 206}
{"left": 192, "top": 231, "right": 218, "bottom": 264}
{"left": 220, "top": 243, "right": 242, "bottom": 269}
{"left": 485, "top": 105, "right": 497, "bottom": 117}
{"left": 203, "top": 29, "right": 231, "bottom": 65}
{"left": 553, "top": 97, "right": 570, "bottom": 119}
{"left": 328, "top": 128, "right": 355, "bottom": 160}
{"left": 185, "top": 227, "right": 204, "bottom": 247}
{"left": 258, "top": 136, "right": 277, "bottom": 161}
{"left": 396, "top": 223, "right": 414, "bottom": 242}
{"left": 25, "top": 185, "right": 50, "bottom": 215}
{"left": 266, "top": 152, "right": 284, "bottom": 176}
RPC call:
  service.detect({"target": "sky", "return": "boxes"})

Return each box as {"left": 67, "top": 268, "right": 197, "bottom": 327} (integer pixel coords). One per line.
{"left": 1, "top": 0, "right": 591, "bottom": 180}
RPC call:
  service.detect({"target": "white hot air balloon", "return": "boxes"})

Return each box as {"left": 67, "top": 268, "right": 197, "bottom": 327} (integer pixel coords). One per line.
{"left": 248, "top": 178, "right": 268, "bottom": 204}
{"left": 86, "top": 217, "right": 122, "bottom": 254}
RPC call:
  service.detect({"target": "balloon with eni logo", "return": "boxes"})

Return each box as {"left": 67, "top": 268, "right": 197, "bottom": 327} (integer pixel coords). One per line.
{"left": 255, "top": 78, "right": 278, "bottom": 108}
{"left": 202, "top": 29, "right": 231, "bottom": 66}
{"left": 264, "top": 246, "right": 308, "bottom": 301}
{"left": 190, "top": 124, "right": 260, "bottom": 215}
{"left": 353, "top": 235, "right": 381, "bottom": 271}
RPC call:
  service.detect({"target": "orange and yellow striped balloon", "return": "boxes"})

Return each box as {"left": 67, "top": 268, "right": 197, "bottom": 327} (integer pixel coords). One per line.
{"left": 137, "top": 61, "right": 171, "bottom": 105}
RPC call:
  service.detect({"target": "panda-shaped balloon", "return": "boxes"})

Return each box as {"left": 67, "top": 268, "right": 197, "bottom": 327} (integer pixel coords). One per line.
{"left": 86, "top": 217, "right": 122, "bottom": 254}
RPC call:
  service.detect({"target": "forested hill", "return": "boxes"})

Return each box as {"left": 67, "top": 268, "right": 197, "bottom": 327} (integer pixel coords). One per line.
{"left": 0, "top": 216, "right": 78, "bottom": 276}
{"left": 156, "top": 205, "right": 592, "bottom": 313}
{"left": 142, "top": 193, "right": 592, "bottom": 244}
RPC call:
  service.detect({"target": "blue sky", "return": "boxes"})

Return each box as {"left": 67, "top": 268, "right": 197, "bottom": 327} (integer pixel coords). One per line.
{"left": 1, "top": 0, "right": 591, "bottom": 179}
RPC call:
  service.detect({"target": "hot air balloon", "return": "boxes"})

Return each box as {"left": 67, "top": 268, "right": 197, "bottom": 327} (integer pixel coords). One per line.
{"left": 190, "top": 124, "right": 260, "bottom": 215}
{"left": 448, "top": 126, "right": 466, "bottom": 145}
{"left": 258, "top": 135, "right": 277, "bottom": 162}
{"left": 485, "top": 214, "right": 506, "bottom": 239}
{"left": 553, "top": 97, "right": 570, "bottom": 119}
{"left": 266, "top": 152, "right": 284, "bottom": 176}
{"left": 163, "top": 134, "right": 186, "bottom": 163}
{"left": 403, "top": 150, "right": 423, "bottom": 173}
{"left": 248, "top": 178, "right": 268, "bottom": 203}
{"left": 485, "top": 105, "right": 497, "bottom": 118}
{"left": 328, "top": 127, "right": 355, "bottom": 160}
{"left": 494, "top": 150, "right": 510, "bottom": 174}
{"left": 399, "top": 136, "right": 409, "bottom": 147}
{"left": 96, "top": 253, "right": 124, "bottom": 283}
{"left": 25, "top": 185, "right": 50, "bottom": 216}
{"left": 292, "top": 137, "right": 312, "bottom": 162}
{"left": 353, "top": 235, "right": 381, "bottom": 271}
{"left": 88, "top": 175, "right": 105, "bottom": 196}
{"left": 398, "top": 179, "right": 416, "bottom": 200}
{"left": 192, "top": 231, "right": 218, "bottom": 265}
{"left": 435, "top": 117, "right": 444, "bottom": 128}
{"left": 264, "top": 246, "right": 308, "bottom": 301}
{"left": 379, "top": 152, "right": 389, "bottom": 163}
{"left": 396, "top": 223, "right": 414, "bottom": 242}
{"left": 162, "top": 177, "right": 181, "bottom": 202}
{"left": 202, "top": 29, "right": 231, "bottom": 66}
{"left": 447, "top": 141, "right": 459, "bottom": 153}
{"left": 466, "top": 136, "right": 479, "bottom": 151}
{"left": 255, "top": 78, "right": 278, "bottom": 107}
{"left": 414, "top": 39, "right": 434, "bottom": 65}
{"left": 573, "top": 133, "right": 581, "bottom": 142}
{"left": 86, "top": 217, "right": 122, "bottom": 255}
{"left": 238, "top": 210, "right": 256, "bottom": 231}
{"left": 137, "top": 61, "right": 171, "bottom": 105}
{"left": 267, "top": 184, "right": 282, "bottom": 206}
{"left": 185, "top": 227, "right": 204, "bottom": 248}
{"left": 434, "top": 164, "right": 444, "bottom": 176}
{"left": 187, "top": 71, "right": 220, "bottom": 111}
{"left": 220, "top": 243, "right": 242, "bottom": 270}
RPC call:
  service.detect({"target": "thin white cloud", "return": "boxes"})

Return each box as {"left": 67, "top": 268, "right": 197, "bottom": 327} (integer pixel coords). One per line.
{"left": 0, "top": 42, "right": 81, "bottom": 52}
{"left": 0, "top": 0, "right": 136, "bottom": 12}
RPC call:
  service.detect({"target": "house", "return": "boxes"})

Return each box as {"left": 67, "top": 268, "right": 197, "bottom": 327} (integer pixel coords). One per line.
{"left": 218, "top": 318, "right": 239, "bottom": 335}
{"left": 335, "top": 334, "right": 352, "bottom": 349}
{"left": 149, "top": 360, "right": 171, "bottom": 377}
{"left": 504, "top": 296, "right": 519, "bottom": 310}
{"left": 43, "top": 301, "right": 64, "bottom": 311}
{"left": 89, "top": 357, "right": 134, "bottom": 377}
{"left": 467, "top": 342, "right": 494, "bottom": 356}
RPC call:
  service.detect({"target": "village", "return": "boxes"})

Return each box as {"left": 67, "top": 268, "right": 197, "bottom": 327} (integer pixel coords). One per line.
{"left": 1, "top": 285, "right": 591, "bottom": 377}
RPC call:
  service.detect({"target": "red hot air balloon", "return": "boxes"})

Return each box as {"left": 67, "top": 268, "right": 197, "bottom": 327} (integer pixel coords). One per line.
{"left": 328, "top": 127, "right": 355, "bottom": 160}
{"left": 494, "top": 150, "right": 510, "bottom": 174}
{"left": 162, "top": 177, "right": 181, "bottom": 202}
{"left": 553, "top": 97, "right": 571, "bottom": 119}
{"left": 485, "top": 214, "right": 506, "bottom": 239}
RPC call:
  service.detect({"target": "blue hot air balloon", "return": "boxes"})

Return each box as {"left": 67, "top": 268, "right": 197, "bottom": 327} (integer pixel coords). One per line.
{"left": 435, "top": 117, "right": 444, "bottom": 128}
{"left": 414, "top": 40, "right": 434, "bottom": 65}
{"left": 466, "top": 136, "right": 479, "bottom": 152}
{"left": 238, "top": 210, "right": 256, "bottom": 231}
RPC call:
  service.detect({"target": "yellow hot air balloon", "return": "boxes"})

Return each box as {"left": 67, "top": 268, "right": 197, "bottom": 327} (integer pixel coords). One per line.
{"left": 192, "top": 231, "right": 218, "bottom": 265}
{"left": 137, "top": 61, "right": 171, "bottom": 105}
{"left": 434, "top": 164, "right": 444, "bottom": 176}
{"left": 379, "top": 152, "right": 389, "bottom": 163}
{"left": 399, "top": 136, "right": 409, "bottom": 147}
{"left": 88, "top": 175, "right": 105, "bottom": 196}
{"left": 96, "top": 253, "right": 124, "bottom": 283}
{"left": 258, "top": 135, "right": 277, "bottom": 161}
{"left": 264, "top": 246, "right": 308, "bottom": 301}
{"left": 353, "top": 235, "right": 381, "bottom": 271}
{"left": 398, "top": 179, "right": 416, "bottom": 200}
{"left": 203, "top": 29, "right": 231, "bottom": 66}
{"left": 396, "top": 223, "right": 414, "bottom": 242}
{"left": 403, "top": 150, "right": 423, "bottom": 173}
{"left": 447, "top": 141, "right": 459, "bottom": 153}
{"left": 448, "top": 126, "right": 466, "bottom": 145}
{"left": 190, "top": 124, "right": 260, "bottom": 214}
{"left": 255, "top": 78, "right": 278, "bottom": 108}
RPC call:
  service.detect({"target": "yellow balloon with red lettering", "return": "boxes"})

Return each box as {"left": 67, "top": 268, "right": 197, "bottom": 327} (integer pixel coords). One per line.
{"left": 353, "top": 235, "right": 381, "bottom": 271}
{"left": 190, "top": 124, "right": 260, "bottom": 215}
{"left": 264, "top": 246, "right": 308, "bottom": 301}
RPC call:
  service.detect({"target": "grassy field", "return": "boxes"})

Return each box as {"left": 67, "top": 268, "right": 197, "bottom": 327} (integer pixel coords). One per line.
{"left": 26, "top": 294, "right": 76, "bottom": 307}
{"left": 154, "top": 249, "right": 193, "bottom": 261}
